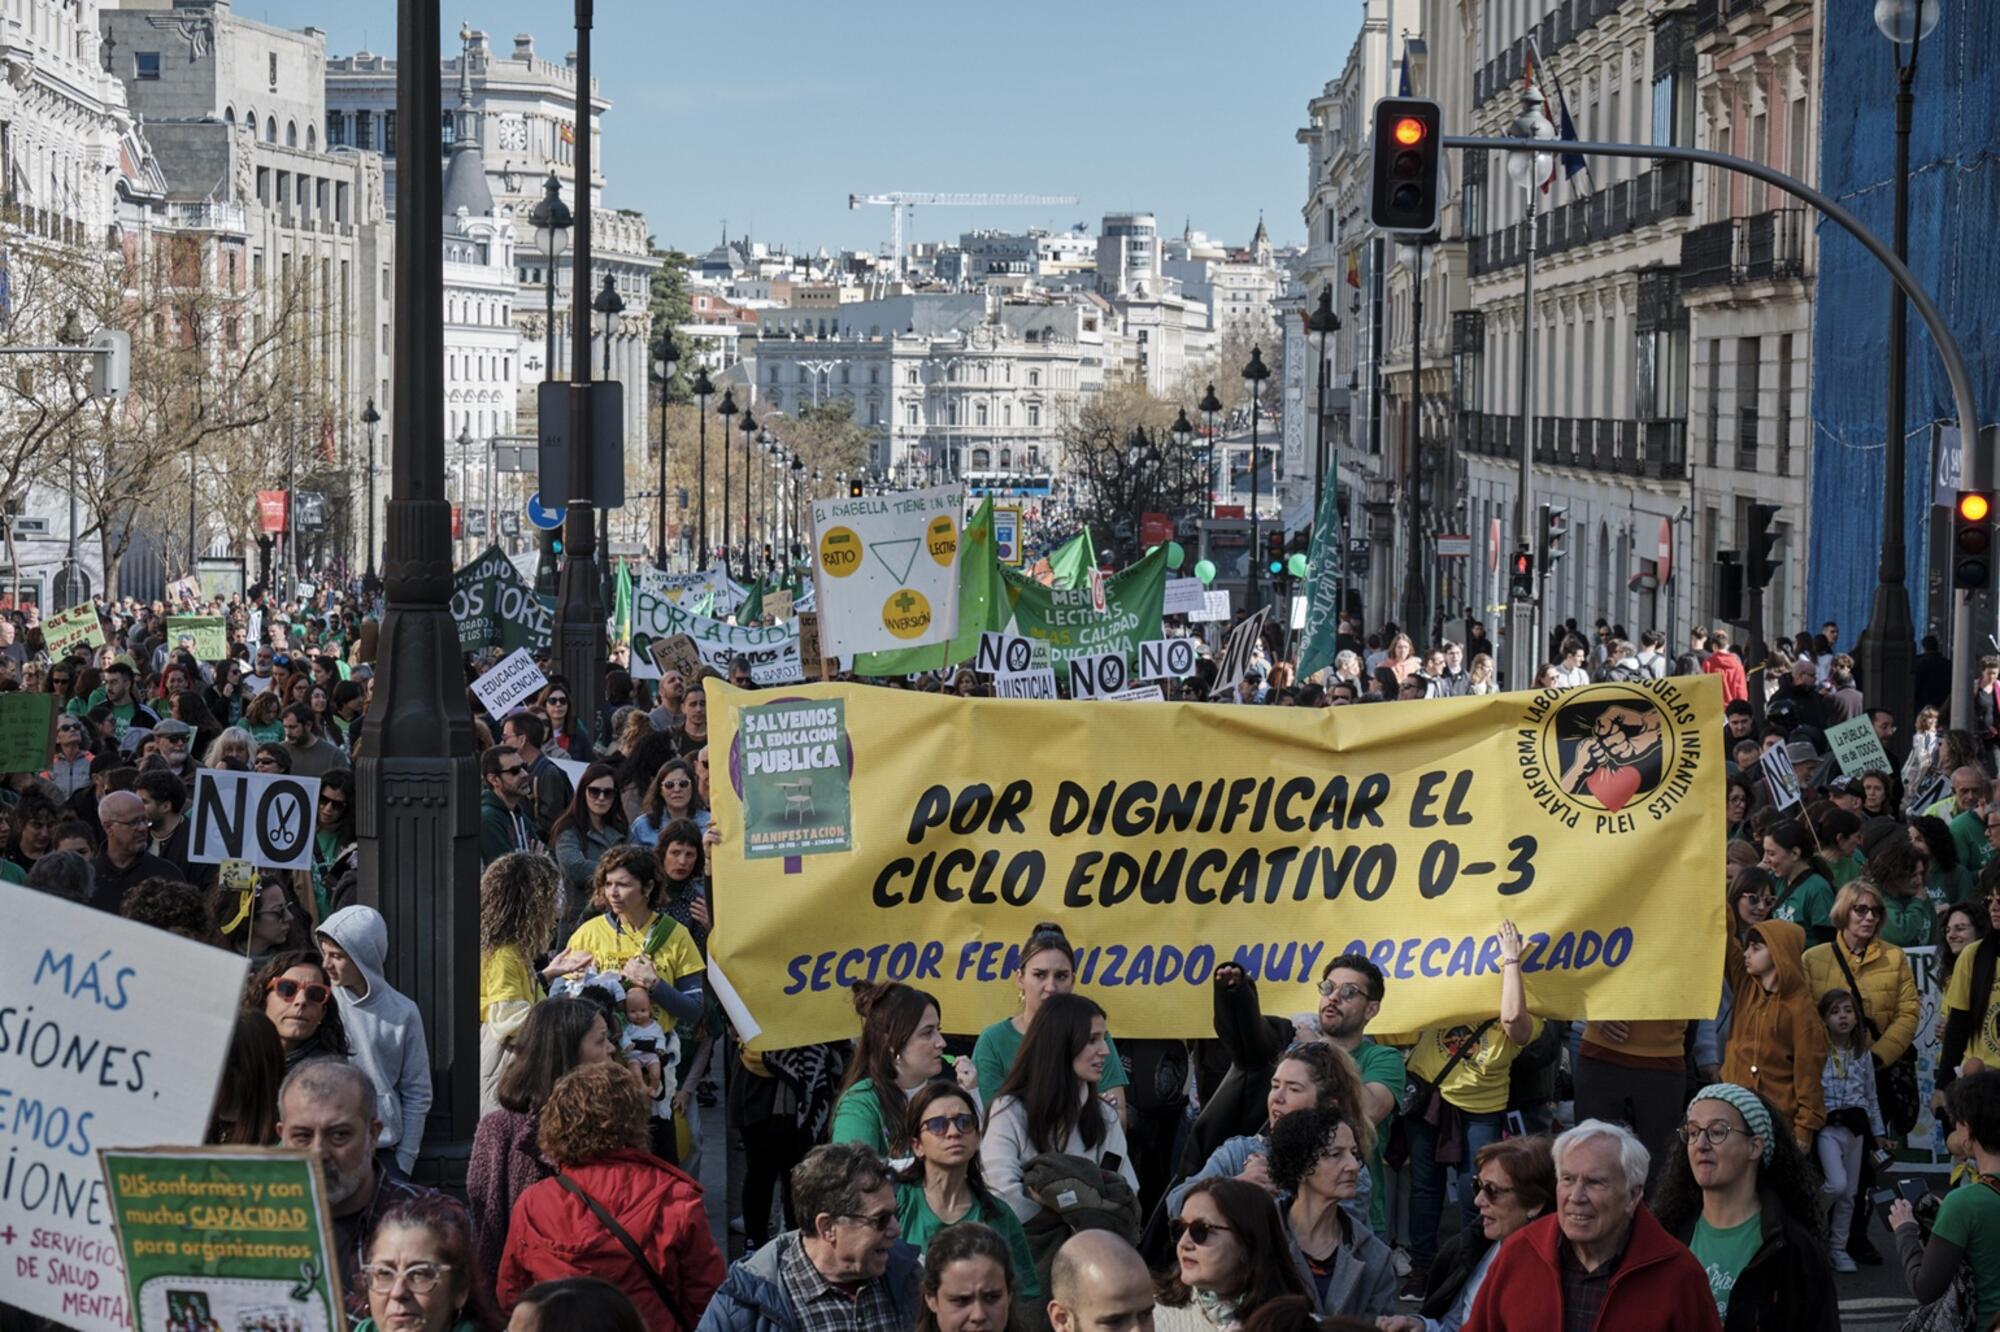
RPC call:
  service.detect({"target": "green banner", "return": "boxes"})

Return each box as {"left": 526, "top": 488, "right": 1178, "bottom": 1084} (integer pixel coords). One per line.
{"left": 99, "top": 1147, "right": 344, "bottom": 1331}
{"left": 852, "top": 499, "right": 1011, "bottom": 677}
{"left": 1296, "top": 482, "right": 1345, "bottom": 680}
{"left": 452, "top": 545, "right": 553, "bottom": 655}
{"left": 0, "top": 692, "right": 53, "bottom": 773}
{"left": 1046, "top": 528, "right": 1098, "bottom": 590}
{"left": 165, "top": 615, "right": 228, "bottom": 662}
{"left": 1002, "top": 542, "right": 1167, "bottom": 667}
{"left": 739, "top": 696, "right": 853, "bottom": 859}
{"left": 44, "top": 602, "right": 105, "bottom": 658}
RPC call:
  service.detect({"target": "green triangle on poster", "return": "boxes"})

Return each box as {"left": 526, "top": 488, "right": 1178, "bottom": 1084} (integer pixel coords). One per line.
{"left": 870, "top": 537, "right": 923, "bottom": 584}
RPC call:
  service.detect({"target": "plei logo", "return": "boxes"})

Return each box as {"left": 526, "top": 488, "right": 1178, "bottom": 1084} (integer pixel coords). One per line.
{"left": 1516, "top": 682, "right": 1701, "bottom": 833}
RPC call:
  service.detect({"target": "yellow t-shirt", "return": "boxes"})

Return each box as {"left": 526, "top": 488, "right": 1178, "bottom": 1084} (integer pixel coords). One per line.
{"left": 565, "top": 911, "right": 704, "bottom": 985}
{"left": 1403, "top": 1021, "right": 1536, "bottom": 1115}
{"left": 1943, "top": 937, "right": 2000, "bottom": 1069}
{"left": 480, "top": 944, "right": 543, "bottom": 1021}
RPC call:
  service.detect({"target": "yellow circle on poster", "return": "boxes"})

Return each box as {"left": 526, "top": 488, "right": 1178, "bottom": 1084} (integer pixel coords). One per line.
{"left": 926, "top": 515, "right": 959, "bottom": 566}
{"left": 819, "top": 526, "right": 863, "bottom": 577}
{"left": 883, "top": 588, "right": 932, "bottom": 639}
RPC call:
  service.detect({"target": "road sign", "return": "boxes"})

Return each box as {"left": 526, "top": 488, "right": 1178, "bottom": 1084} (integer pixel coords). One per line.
{"left": 993, "top": 506, "right": 1023, "bottom": 566}
{"left": 527, "top": 493, "right": 566, "bottom": 531}
{"left": 1437, "top": 533, "right": 1471, "bottom": 558}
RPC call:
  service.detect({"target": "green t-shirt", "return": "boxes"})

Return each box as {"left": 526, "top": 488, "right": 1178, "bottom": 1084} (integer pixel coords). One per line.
{"left": 1880, "top": 892, "right": 1935, "bottom": 949}
{"left": 831, "top": 1078, "right": 902, "bottom": 1158}
{"left": 1950, "top": 808, "right": 1991, "bottom": 877}
{"left": 1933, "top": 1178, "right": 2000, "bottom": 1325}
{"left": 1830, "top": 850, "right": 1865, "bottom": 888}
{"left": 895, "top": 1183, "right": 1042, "bottom": 1299}
{"left": 1770, "top": 871, "right": 1835, "bottom": 938}
{"left": 1349, "top": 1038, "right": 1407, "bottom": 1238}
{"left": 971, "top": 1017, "right": 1128, "bottom": 1105}
{"left": 1690, "top": 1211, "right": 1763, "bottom": 1320}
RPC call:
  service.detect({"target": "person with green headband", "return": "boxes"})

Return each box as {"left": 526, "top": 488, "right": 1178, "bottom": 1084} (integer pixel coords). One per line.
{"left": 1651, "top": 1084, "right": 1837, "bottom": 1331}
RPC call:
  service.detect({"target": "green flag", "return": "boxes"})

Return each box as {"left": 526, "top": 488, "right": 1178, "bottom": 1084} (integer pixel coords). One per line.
{"left": 613, "top": 559, "right": 634, "bottom": 644}
{"left": 739, "top": 577, "right": 765, "bottom": 625}
{"left": 1296, "top": 484, "right": 1346, "bottom": 679}
{"left": 1046, "top": 528, "right": 1098, "bottom": 590}
{"left": 853, "top": 499, "right": 1009, "bottom": 676}
{"left": 1003, "top": 542, "right": 1167, "bottom": 667}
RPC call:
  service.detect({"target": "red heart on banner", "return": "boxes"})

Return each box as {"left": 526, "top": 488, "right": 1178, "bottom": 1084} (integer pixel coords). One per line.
{"left": 1584, "top": 764, "right": 1643, "bottom": 812}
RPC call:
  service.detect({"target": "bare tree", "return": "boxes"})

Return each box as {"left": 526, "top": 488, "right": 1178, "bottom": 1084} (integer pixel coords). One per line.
{"left": 1059, "top": 377, "right": 1209, "bottom": 560}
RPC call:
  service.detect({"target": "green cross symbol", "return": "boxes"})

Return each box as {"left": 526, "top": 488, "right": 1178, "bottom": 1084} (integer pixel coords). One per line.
{"left": 894, "top": 592, "right": 918, "bottom": 613}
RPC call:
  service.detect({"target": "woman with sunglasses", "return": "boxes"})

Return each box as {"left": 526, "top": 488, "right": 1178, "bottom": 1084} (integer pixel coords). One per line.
{"left": 550, "top": 762, "right": 628, "bottom": 932}
{"left": 537, "top": 676, "right": 595, "bottom": 763}
{"left": 1379, "top": 1137, "right": 1553, "bottom": 1332}
{"left": 896, "top": 1083, "right": 1041, "bottom": 1302}
{"left": 1263, "top": 1107, "right": 1394, "bottom": 1319}
{"left": 1650, "top": 1085, "right": 1836, "bottom": 1331}
{"left": 313, "top": 770, "right": 360, "bottom": 918}
{"left": 1153, "top": 1178, "right": 1310, "bottom": 1332}
{"left": 242, "top": 949, "right": 349, "bottom": 1070}
{"left": 632, "top": 758, "right": 704, "bottom": 848}
{"left": 221, "top": 875, "right": 310, "bottom": 966}
{"left": 1803, "top": 881, "right": 1921, "bottom": 1155}
{"left": 983, "top": 992, "right": 1138, "bottom": 1221}
{"left": 47, "top": 714, "right": 91, "bottom": 799}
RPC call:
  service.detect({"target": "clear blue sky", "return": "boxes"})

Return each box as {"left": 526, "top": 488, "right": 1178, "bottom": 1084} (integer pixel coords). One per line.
{"left": 298, "top": 1, "right": 1364, "bottom": 257}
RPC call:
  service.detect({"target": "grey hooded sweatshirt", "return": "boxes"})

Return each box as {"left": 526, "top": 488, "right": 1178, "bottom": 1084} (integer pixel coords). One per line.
{"left": 318, "top": 905, "right": 433, "bottom": 1174}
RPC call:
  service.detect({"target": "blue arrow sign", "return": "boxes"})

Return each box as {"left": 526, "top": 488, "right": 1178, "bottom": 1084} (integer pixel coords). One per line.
{"left": 526, "top": 493, "right": 566, "bottom": 531}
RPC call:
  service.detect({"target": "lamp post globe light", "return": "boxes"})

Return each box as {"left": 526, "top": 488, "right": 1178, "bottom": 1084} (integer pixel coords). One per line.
{"left": 528, "top": 172, "right": 571, "bottom": 595}
{"left": 716, "top": 389, "right": 738, "bottom": 579}
{"left": 1199, "top": 382, "right": 1224, "bottom": 513}
{"left": 1171, "top": 407, "right": 1195, "bottom": 528}
{"left": 361, "top": 397, "right": 382, "bottom": 589}
{"left": 791, "top": 454, "right": 806, "bottom": 562}
{"left": 691, "top": 368, "right": 714, "bottom": 569}
{"left": 1855, "top": 0, "right": 1942, "bottom": 738}
{"left": 653, "top": 332, "right": 678, "bottom": 567}
{"left": 1243, "top": 347, "right": 1271, "bottom": 612}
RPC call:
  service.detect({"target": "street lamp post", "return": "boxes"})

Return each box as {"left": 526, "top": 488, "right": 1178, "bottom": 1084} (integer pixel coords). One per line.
{"left": 691, "top": 369, "right": 714, "bottom": 569}
{"left": 286, "top": 389, "right": 302, "bottom": 595}
{"left": 1199, "top": 383, "right": 1223, "bottom": 520}
{"left": 1400, "top": 239, "right": 1429, "bottom": 642}
{"left": 791, "top": 455, "right": 806, "bottom": 563}
{"left": 738, "top": 409, "right": 758, "bottom": 579}
{"left": 1171, "top": 408, "right": 1194, "bottom": 534}
{"left": 1505, "top": 84, "right": 1556, "bottom": 689}
{"left": 362, "top": 398, "right": 381, "bottom": 590}
{"left": 716, "top": 390, "right": 738, "bottom": 579}
{"left": 529, "top": 171, "right": 571, "bottom": 597}
{"left": 593, "top": 274, "right": 624, "bottom": 569}
{"left": 1857, "top": 0, "right": 1939, "bottom": 736}
{"left": 653, "top": 333, "right": 678, "bottom": 567}
{"left": 454, "top": 425, "right": 472, "bottom": 565}
{"left": 1243, "top": 348, "right": 1271, "bottom": 613}
{"left": 1307, "top": 284, "right": 1340, "bottom": 511}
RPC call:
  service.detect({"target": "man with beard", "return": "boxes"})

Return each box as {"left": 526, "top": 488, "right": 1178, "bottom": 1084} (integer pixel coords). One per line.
{"left": 1313, "top": 953, "right": 1406, "bottom": 1239}
{"left": 277, "top": 1059, "right": 445, "bottom": 1324}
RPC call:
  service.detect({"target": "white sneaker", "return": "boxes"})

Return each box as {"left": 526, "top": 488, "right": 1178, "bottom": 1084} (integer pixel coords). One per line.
{"left": 1830, "top": 1250, "right": 1858, "bottom": 1274}
{"left": 1391, "top": 1247, "right": 1413, "bottom": 1278}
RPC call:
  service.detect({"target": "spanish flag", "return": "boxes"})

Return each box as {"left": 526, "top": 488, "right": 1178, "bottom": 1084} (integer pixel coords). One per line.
{"left": 1345, "top": 248, "right": 1360, "bottom": 289}
{"left": 559, "top": 121, "right": 575, "bottom": 145}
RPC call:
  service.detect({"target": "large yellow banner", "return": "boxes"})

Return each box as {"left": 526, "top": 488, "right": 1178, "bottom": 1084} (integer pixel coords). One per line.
{"left": 705, "top": 674, "right": 1725, "bottom": 1048}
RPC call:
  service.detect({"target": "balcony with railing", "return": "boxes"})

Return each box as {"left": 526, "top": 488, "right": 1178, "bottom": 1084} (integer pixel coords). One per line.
{"left": 1676, "top": 209, "right": 1807, "bottom": 295}
{"left": 1468, "top": 162, "right": 1695, "bottom": 278}
{"left": 1460, "top": 413, "right": 1685, "bottom": 481}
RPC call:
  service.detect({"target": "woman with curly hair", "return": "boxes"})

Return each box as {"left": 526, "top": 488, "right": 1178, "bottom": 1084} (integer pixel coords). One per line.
{"left": 202, "top": 724, "right": 257, "bottom": 771}
{"left": 478, "top": 852, "right": 593, "bottom": 1114}
{"left": 242, "top": 949, "right": 348, "bottom": 1069}
{"left": 1153, "top": 1178, "right": 1310, "bottom": 1332}
{"left": 1651, "top": 1084, "right": 1836, "bottom": 1331}
{"left": 352, "top": 1193, "right": 505, "bottom": 1332}
{"left": 916, "top": 1222, "right": 1029, "bottom": 1332}
{"left": 497, "top": 1062, "right": 725, "bottom": 1329}
{"left": 1264, "top": 1107, "right": 1395, "bottom": 1319}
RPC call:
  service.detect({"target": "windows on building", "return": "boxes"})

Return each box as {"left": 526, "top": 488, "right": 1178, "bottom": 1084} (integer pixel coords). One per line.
{"left": 133, "top": 51, "right": 160, "bottom": 80}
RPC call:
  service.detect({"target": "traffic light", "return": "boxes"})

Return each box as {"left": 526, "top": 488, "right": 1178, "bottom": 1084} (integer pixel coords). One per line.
{"left": 1954, "top": 490, "right": 1995, "bottom": 591}
{"left": 1537, "top": 502, "right": 1568, "bottom": 569}
{"left": 1746, "top": 503, "right": 1782, "bottom": 588}
{"left": 1265, "top": 529, "right": 1285, "bottom": 577}
{"left": 1714, "top": 550, "right": 1744, "bottom": 623}
{"left": 848, "top": 478, "right": 864, "bottom": 498}
{"left": 1509, "top": 547, "right": 1534, "bottom": 601}
{"left": 88, "top": 329, "right": 130, "bottom": 400}
{"left": 1369, "top": 98, "right": 1444, "bottom": 234}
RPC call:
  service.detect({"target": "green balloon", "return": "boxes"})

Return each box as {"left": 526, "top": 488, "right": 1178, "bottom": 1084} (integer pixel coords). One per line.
{"left": 1193, "top": 559, "right": 1217, "bottom": 585}
{"left": 1288, "top": 552, "right": 1309, "bottom": 578}
{"left": 1166, "top": 541, "right": 1186, "bottom": 571}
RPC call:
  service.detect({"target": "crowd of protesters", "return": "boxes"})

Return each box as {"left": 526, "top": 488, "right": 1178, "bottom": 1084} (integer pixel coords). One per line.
{"left": 11, "top": 575, "right": 2000, "bottom": 1332}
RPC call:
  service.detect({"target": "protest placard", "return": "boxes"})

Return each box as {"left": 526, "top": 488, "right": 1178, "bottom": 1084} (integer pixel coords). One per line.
{"left": 43, "top": 602, "right": 105, "bottom": 658}
{"left": 994, "top": 668, "right": 1058, "bottom": 699}
{"left": 810, "top": 483, "right": 965, "bottom": 658}
{"left": 1825, "top": 713, "right": 1893, "bottom": 777}
{"left": 738, "top": 696, "right": 853, "bottom": 859}
{"left": 165, "top": 615, "right": 228, "bottom": 661}
{"left": 1191, "top": 589, "right": 1232, "bottom": 622}
{"left": 1136, "top": 638, "right": 1198, "bottom": 681}
{"left": 797, "top": 611, "right": 827, "bottom": 678}
{"left": 1209, "top": 609, "right": 1270, "bottom": 699}
{"left": 1103, "top": 684, "right": 1167, "bottom": 703}
{"left": 1000, "top": 545, "right": 1167, "bottom": 667}
{"left": 976, "top": 631, "right": 1040, "bottom": 677}
{"left": 0, "top": 690, "right": 56, "bottom": 772}
{"left": 707, "top": 674, "right": 1728, "bottom": 1046}
{"left": 453, "top": 545, "right": 553, "bottom": 654}
{"left": 631, "top": 585, "right": 802, "bottom": 684}
{"left": 1066, "top": 651, "right": 1130, "bottom": 700}
{"left": 1162, "top": 577, "right": 1208, "bottom": 617}
{"left": 1760, "top": 742, "right": 1803, "bottom": 811}
{"left": 471, "top": 647, "right": 548, "bottom": 718}
{"left": 766, "top": 588, "right": 794, "bottom": 622}
{"left": 189, "top": 769, "right": 321, "bottom": 871}
{"left": 99, "top": 1148, "right": 343, "bottom": 1332}
{"left": 1, "top": 884, "right": 245, "bottom": 1329}
{"left": 648, "top": 633, "right": 705, "bottom": 683}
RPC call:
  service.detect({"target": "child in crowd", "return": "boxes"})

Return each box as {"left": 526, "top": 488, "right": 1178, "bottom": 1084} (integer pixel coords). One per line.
{"left": 1818, "top": 987, "right": 1883, "bottom": 1274}
{"left": 619, "top": 984, "right": 677, "bottom": 1105}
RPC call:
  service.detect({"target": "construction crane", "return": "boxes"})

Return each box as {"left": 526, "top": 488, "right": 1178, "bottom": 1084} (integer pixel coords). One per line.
{"left": 847, "top": 192, "right": 1080, "bottom": 280}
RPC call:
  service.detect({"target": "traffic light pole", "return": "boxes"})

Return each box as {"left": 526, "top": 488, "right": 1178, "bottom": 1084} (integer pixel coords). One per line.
{"left": 1509, "top": 183, "right": 1541, "bottom": 693}
{"left": 1400, "top": 239, "right": 1429, "bottom": 644}
{"left": 1441, "top": 132, "right": 1983, "bottom": 705}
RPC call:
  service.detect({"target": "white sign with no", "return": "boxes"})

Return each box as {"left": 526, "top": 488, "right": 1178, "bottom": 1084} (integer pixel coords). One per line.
{"left": 190, "top": 768, "right": 322, "bottom": 870}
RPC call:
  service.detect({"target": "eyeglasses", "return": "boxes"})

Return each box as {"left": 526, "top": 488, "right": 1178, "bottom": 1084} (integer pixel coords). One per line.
{"left": 838, "top": 1210, "right": 899, "bottom": 1234}
{"left": 497, "top": 763, "right": 525, "bottom": 777}
{"left": 319, "top": 796, "right": 348, "bottom": 812}
{"left": 1470, "top": 1179, "right": 1516, "bottom": 1201}
{"left": 546, "top": 696, "right": 568, "bottom": 707}
{"left": 586, "top": 785, "right": 616, "bottom": 799}
{"left": 662, "top": 779, "right": 691, "bottom": 789}
{"left": 1677, "top": 1121, "right": 1758, "bottom": 1148}
{"left": 921, "top": 1113, "right": 978, "bottom": 1137}
{"left": 360, "top": 1262, "right": 453, "bottom": 1295}
{"left": 1169, "top": 1218, "right": 1234, "bottom": 1246}
{"left": 254, "top": 757, "right": 279, "bottom": 768}
{"left": 1317, "top": 981, "right": 1369, "bottom": 1002}
{"left": 1849, "top": 903, "right": 1884, "bottom": 919}
{"left": 266, "top": 978, "right": 330, "bottom": 1006}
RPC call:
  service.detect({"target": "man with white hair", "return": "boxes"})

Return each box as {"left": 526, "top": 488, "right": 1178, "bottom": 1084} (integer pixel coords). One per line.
{"left": 1462, "top": 1119, "right": 1719, "bottom": 1331}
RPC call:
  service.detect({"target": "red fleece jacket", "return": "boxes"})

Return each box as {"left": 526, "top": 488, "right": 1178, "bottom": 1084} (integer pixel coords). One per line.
{"left": 1462, "top": 1205, "right": 1722, "bottom": 1332}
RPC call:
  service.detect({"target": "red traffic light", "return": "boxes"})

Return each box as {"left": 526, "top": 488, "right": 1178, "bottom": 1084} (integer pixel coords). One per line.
{"left": 1393, "top": 117, "right": 1427, "bottom": 147}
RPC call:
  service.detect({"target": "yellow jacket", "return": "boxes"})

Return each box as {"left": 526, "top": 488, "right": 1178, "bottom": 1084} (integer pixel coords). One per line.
{"left": 1803, "top": 935, "right": 1921, "bottom": 1066}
